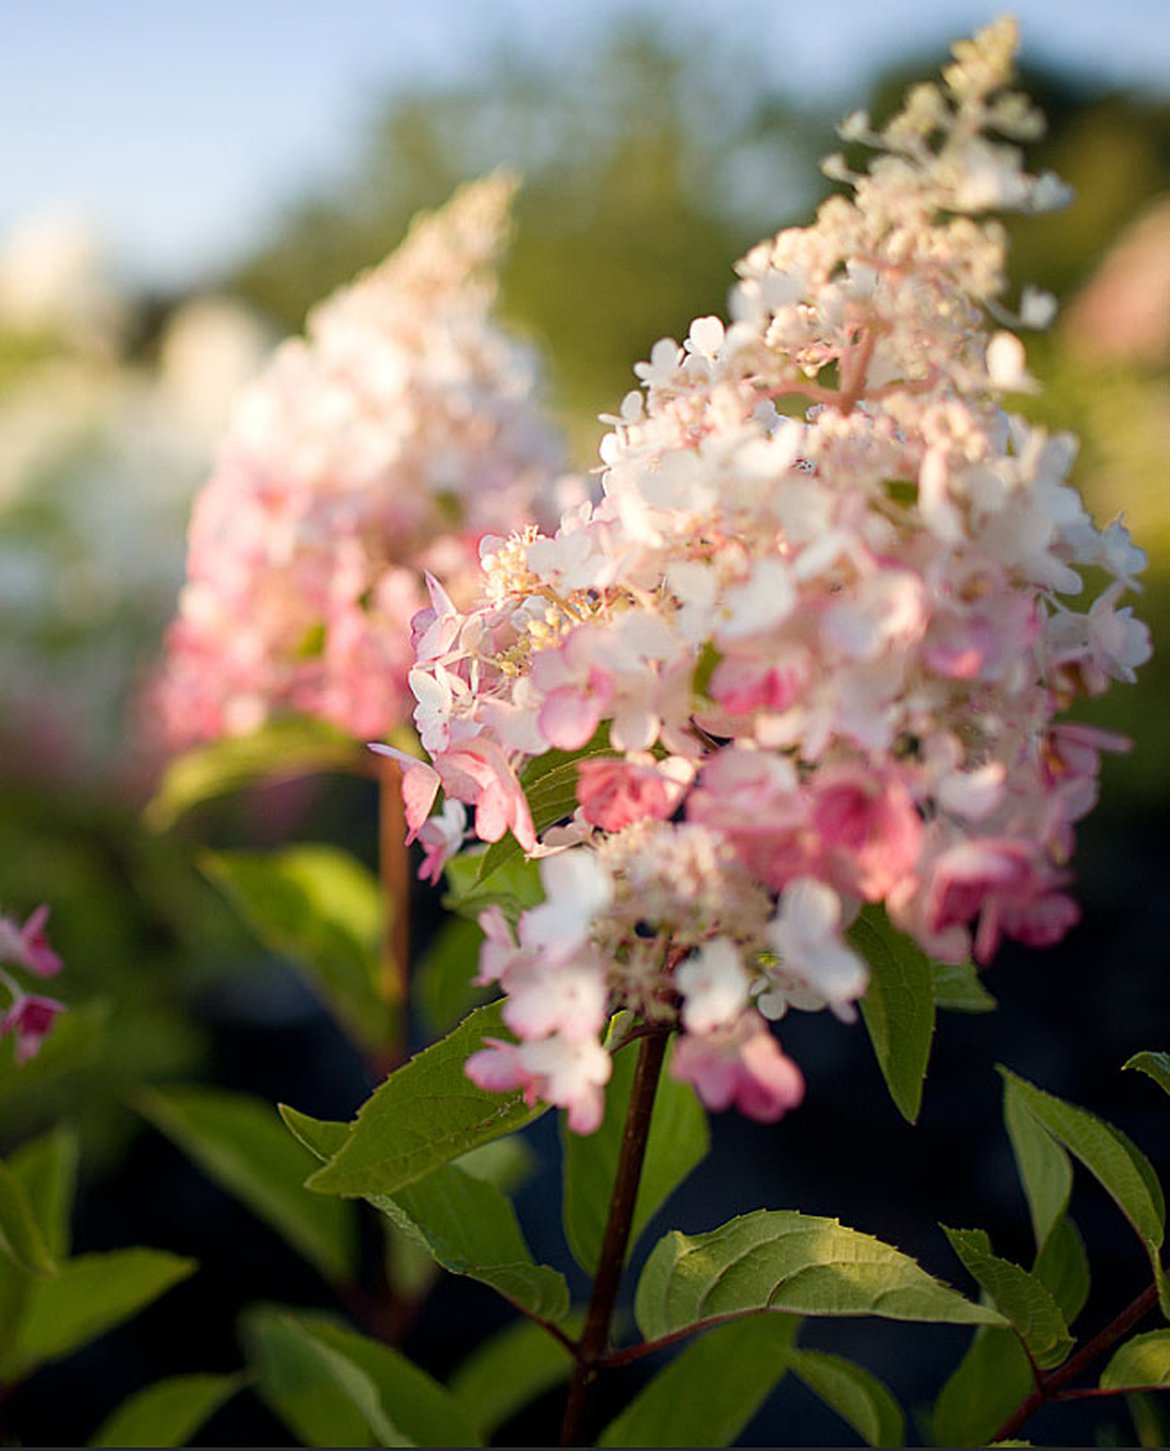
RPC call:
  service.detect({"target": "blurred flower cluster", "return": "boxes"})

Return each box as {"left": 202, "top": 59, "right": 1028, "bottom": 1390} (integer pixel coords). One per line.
{"left": 152, "top": 174, "right": 576, "bottom": 748}
{"left": 394, "top": 20, "right": 1151, "bottom": 1132}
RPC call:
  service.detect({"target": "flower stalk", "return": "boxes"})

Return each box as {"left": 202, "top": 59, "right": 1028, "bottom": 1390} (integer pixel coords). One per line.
{"left": 377, "top": 754, "right": 411, "bottom": 1073}
{"left": 559, "top": 1029, "right": 669, "bottom": 1446}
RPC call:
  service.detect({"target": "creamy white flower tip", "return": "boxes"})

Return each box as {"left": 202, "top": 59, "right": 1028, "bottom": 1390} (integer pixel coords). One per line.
{"left": 677, "top": 938, "right": 750, "bottom": 1035}
{"left": 687, "top": 316, "right": 725, "bottom": 358}
{"left": 837, "top": 110, "right": 871, "bottom": 142}
{"left": 1019, "top": 286, "right": 1058, "bottom": 329}
{"left": 986, "top": 331, "right": 1036, "bottom": 391}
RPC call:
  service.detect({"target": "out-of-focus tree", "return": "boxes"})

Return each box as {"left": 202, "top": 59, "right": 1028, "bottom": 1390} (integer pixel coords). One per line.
{"left": 231, "top": 29, "right": 1170, "bottom": 455}
{"left": 230, "top": 23, "right": 821, "bottom": 450}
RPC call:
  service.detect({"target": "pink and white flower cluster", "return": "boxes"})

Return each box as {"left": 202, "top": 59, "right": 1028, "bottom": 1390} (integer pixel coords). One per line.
{"left": 398, "top": 22, "right": 1152, "bottom": 1131}
{"left": 152, "top": 174, "right": 571, "bottom": 746}
{"left": 0, "top": 906, "right": 65, "bottom": 1064}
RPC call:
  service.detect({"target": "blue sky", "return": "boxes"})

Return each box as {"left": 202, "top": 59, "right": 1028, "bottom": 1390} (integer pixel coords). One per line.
{"left": 3, "top": 0, "right": 1168, "bottom": 291}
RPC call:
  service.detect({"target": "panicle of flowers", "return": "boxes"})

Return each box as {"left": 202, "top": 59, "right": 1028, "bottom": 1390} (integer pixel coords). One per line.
{"left": 150, "top": 174, "right": 574, "bottom": 747}
{"left": 0, "top": 906, "right": 65, "bottom": 1064}
{"left": 397, "top": 21, "right": 1152, "bottom": 1132}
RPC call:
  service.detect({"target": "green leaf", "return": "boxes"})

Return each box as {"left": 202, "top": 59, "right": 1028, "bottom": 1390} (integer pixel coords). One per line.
{"left": 144, "top": 715, "right": 364, "bottom": 830}
{"left": 942, "top": 1226, "right": 1074, "bottom": 1369}
{"left": 0, "top": 1248, "right": 196, "bottom": 1380}
{"left": 444, "top": 849, "right": 545, "bottom": 924}
{"left": 1101, "top": 1330, "right": 1170, "bottom": 1389}
{"left": 89, "top": 1373, "right": 244, "bottom": 1448}
{"left": 932, "top": 1327, "right": 1032, "bottom": 1447}
{"left": 278, "top": 1102, "right": 556, "bottom": 1317}
{"left": 0, "top": 1160, "right": 56, "bottom": 1277}
{"left": 243, "top": 1306, "right": 379, "bottom": 1447}
{"left": 1033, "top": 1215, "right": 1090, "bottom": 1325}
{"left": 1128, "top": 1392, "right": 1170, "bottom": 1449}
{"left": 850, "top": 906, "right": 936, "bottom": 1123}
{"left": 306, "top": 1001, "right": 548, "bottom": 1198}
{"left": 635, "top": 1210, "right": 1004, "bottom": 1343}
{"left": 137, "top": 1085, "right": 356, "bottom": 1286}
{"left": 932, "top": 960, "right": 997, "bottom": 1014}
{"left": 1125, "top": 1052, "right": 1170, "bottom": 1097}
{"left": 998, "top": 1068, "right": 1166, "bottom": 1299}
{"left": 244, "top": 1306, "right": 482, "bottom": 1447}
{"left": 1003, "top": 1075, "right": 1073, "bottom": 1253}
{"left": 472, "top": 728, "right": 615, "bottom": 887}
{"left": 599, "top": 1316, "right": 798, "bottom": 1448}
{"left": 278, "top": 1104, "right": 351, "bottom": 1161}
{"left": 790, "top": 1348, "right": 905, "bottom": 1447}
{"left": 415, "top": 916, "right": 490, "bottom": 1036}
{"left": 448, "top": 1317, "right": 575, "bottom": 1440}
{"left": 455, "top": 1135, "right": 535, "bottom": 1191}
{"left": 200, "top": 845, "right": 392, "bottom": 1055}
{"left": 563, "top": 1036, "right": 708, "bottom": 1273}
{"left": 7, "top": 1125, "right": 79, "bottom": 1260}
{"left": 372, "top": 1162, "right": 570, "bottom": 1322}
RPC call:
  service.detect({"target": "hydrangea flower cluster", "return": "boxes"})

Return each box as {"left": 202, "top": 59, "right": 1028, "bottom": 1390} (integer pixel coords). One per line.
{"left": 393, "top": 21, "right": 1151, "bottom": 1132}
{"left": 0, "top": 906, "right": 65, "bottom": 1064}
{"left": 153, "top": 174, "right": 571, "bottom": 746}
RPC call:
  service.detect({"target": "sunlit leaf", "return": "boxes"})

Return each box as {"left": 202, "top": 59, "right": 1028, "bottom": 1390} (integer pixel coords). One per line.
{"left": 943, "top": 1226, "right": 1073, "bottom": 1369}
{"left": 144, "top": 715, "right": 364, "bottom": 831}
{"left": 850, "top": 907, "right": 935, "bottom": 1123}
{"left": 563, "top": 1036, "right": 708, "bottom": 1273}
{"left": 307, "top": 1001, "right": 547, "bottom": 1198}
{"left": 1101, "top": 1330, "right": 1170, "bottom": 1389}
{"left": 598, "top": 1317, "right": 797, "bottom": 1448}
{"left": 444, "top": 851, "right": 545, "bottom": 924}
{"left": 200, "top": 845, "right": 392, "bottom": 1055}
{"left": 138, "top": 1085, "right": 356, "bottom": 1285}
{"left": 89, "top": 1373, "right": 244, "bottom": 1448}
{"left": 635, "top": 1210, "right": 1004, "bottom": 1343}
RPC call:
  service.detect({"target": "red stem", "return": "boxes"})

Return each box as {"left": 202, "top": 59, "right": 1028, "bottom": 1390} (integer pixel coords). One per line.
{"left": 991, "top": 1281, "right": 1160, "bottom": 1443}
{"left": 559, "top": 1031, "right": 669, "bottom": 1446}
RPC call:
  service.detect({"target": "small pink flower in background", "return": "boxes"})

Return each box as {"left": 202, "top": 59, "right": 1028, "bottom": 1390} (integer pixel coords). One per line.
{"left": 0, "top": 907, "right": 66, "bottom": 1064}
{"left": 1, "top": 994, "right": 66, "bottom": 1065}
{"left": 0, "top": 905, "right": 62, "bottom": 977}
